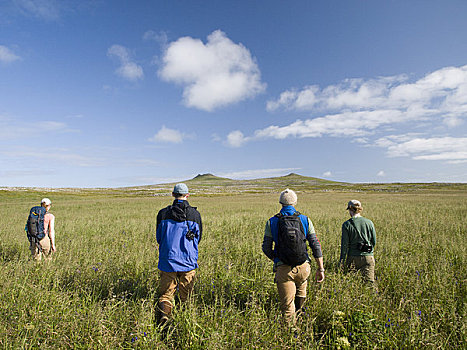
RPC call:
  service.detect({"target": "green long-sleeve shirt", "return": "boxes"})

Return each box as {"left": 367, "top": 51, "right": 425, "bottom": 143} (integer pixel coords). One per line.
{"left": 339, "top": 216, "right": 376, "bottom": 264}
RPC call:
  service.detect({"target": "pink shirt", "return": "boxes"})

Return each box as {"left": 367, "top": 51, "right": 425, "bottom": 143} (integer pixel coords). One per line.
{"left": 44, "top": 213, "right": 55, "bottom": 235}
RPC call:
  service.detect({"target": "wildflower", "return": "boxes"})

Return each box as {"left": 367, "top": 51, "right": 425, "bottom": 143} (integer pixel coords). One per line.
{"left": 333, "top": 310, "right": 345, "bottom": 318}
{"left": 131, "top": 336, "right": 138, "bottom": 342}
{"left": 336, "top": 336, "right": 350, "bottom": 348}
{"left": 92, "top": 266, "right": 98, "bottom": 272}
{"left": 143, "top": 332, "right": 147, "bottom": 337}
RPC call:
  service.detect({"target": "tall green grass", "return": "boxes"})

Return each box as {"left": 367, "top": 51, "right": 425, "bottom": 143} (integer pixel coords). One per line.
{"left": 0, "top": 192, "right": 465, "bottom": 348}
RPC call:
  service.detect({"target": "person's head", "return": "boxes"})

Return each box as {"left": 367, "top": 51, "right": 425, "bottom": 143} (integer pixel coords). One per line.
{"left": 279, "top": 188, "right": 297, "bottom": 207}
{"left": 172, "top": 183, "right": 189, "bottom": 200}
{"left": 41, "top": 198, "right": 52, "bottom": 211}
{"left": 346, "top": 199, "right": 362, "bottom": 216}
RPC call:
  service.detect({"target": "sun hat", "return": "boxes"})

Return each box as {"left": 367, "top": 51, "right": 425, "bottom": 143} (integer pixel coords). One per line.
{"left": 279, "top": 188, "right": 297, "bottom": 206}
{"left": 173, "top": 183, "right": 189, "bottom": 195}
{"left": 346, "top": 199, "right": 362, "bottom": 210}
{"left": 41, "top": 198, "right": 52, "bottom": 206}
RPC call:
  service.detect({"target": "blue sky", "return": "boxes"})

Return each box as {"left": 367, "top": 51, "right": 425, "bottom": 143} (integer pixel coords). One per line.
{"left": 1, "top": 0, "right": 466, "bottom": 187}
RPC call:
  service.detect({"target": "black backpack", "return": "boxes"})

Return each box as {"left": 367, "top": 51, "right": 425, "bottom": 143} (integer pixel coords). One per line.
{"left": 26, "top": 206, "right": 46, "bottom": 243}
{"left": 275, "top": 211, "right": 308, "bottom": 267}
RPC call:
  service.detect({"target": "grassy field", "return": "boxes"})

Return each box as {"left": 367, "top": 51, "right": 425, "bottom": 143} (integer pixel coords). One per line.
{"left": 0, "top": 186, "right": 465, "bottom": 348}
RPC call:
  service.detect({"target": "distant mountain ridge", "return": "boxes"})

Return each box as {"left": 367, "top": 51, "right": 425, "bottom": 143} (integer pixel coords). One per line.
{"left": 187, "top": 172, "right": 340, "bottom": 184}
{"left": 190, "top": 173, "right": 232, "bottom": 182}
{"left": 124, "top": 172, "right": 466, "bottom": 195}
{"left": 3, "top": 171, "right": 465, "bottom": 195}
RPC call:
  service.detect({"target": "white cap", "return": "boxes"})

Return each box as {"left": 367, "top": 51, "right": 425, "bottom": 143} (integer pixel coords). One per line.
{"left": 41, "top": 198, "right": 52, "bottom": 206}
{"left": 279, "top": 188, "right": 298, "bottom": 206}
{"left": 346, "top": 199, "right": 362, "bottom": 210}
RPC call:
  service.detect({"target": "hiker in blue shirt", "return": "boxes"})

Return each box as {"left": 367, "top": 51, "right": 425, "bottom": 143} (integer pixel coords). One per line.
{"left": 262, "top": 189, "right": 324, "bottom": 324}
{"left": 155, "top": 183, "right": 202, "bottom": 326}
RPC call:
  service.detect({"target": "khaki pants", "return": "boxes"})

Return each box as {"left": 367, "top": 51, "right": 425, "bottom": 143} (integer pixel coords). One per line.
{"left": 30, "top": 236, "right": 52, "bottom": 261}
{"left": 347, "top": 255, "right": 375, "bottom": 283}
{"left": 158, "top": 269, "right": 196, "bottom": 304}
{"left": 275, "top": 262, "right": 311, "bottom": 324}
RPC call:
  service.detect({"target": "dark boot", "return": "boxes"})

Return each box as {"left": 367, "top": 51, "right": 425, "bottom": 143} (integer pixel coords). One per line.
{"left": 156, "top": 300, "right": 173, "bottom": 327}
{"left": 294, "top": 296, "right": 306, "bottom": 315}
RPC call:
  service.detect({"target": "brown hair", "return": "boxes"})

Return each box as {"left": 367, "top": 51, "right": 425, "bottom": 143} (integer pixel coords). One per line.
{"left": 349, "top": 205, "right": 363, "bottom": 213}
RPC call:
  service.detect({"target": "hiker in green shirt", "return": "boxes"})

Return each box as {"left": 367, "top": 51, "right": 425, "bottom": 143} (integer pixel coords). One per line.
{"left": 339, "top": 200, "right": 376, "bottom": 283}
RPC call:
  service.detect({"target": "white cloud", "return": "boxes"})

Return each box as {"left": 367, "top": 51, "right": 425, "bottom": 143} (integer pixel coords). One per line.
{"left": 322, "top": 171, "right": 332, "bottom": 177}
{"left": 2, "top": 148, "right": 103, "bottom": 167}
{"left": 376, "top": 135, "right": 467, "bottom": 163}
{"left": 211, "top": 133, "right": 222, "bottom": 142}
{"left": 230, "top": 64, "right": 467, "bottom": 149}
{"left": 254, "top": 109, "right": 414, "bottom": 140}
{"left": 0, "top": 116, "right": 70, "bottom": 140}
{"left": 107, "top": 45, "right": 144, "bottom": 81}
{"left": 225, "top": 130, "right": 250, "bottom": 148}
{"left": 159, "top": 30, "right": 266, "bottom": 111}
{"left": 218, "top": 168, "right": 301, "bottom": 180}
{"left": 267, "top": 75, "right": 407, "bottom": 112}
{"left": 267, "top": 66, "right": 467, "bottom": 116}
{"left": 377, "top": 170, "right": 385, "bottom": 177}
{"left": 0, "top": 45, "right": 21, "bottom": 63}
{"left": 13, "top": 0, "right": 61, "bottom": 20}
{"left": 143, "top": 30, "right": 168, "bottom": 45}
{"left": 148, "top": 126, "right": 184, "bottom": 144}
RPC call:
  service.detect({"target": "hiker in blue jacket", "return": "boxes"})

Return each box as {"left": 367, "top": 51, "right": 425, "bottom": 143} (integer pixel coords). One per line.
{"left": 262, "top": 189, "right": 324, "bottom": 324}
{"left": 155, "top": 183, "right": 202, "bottom": 326}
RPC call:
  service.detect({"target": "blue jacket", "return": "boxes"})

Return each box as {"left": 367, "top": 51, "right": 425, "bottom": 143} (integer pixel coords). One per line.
{"left": 156, "top": 200, "right": 202, "bottom": 272}
{"left": 262, "top": 205, "right": 322, "bottom": 265}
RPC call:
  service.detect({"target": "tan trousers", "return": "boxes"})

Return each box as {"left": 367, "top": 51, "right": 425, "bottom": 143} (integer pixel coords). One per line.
{"left": 275, "top": 262, "right": 311, "bottom": 324}
{"left": 347, "top": 255, "right": 375, "bottom": 283}
{"left": 158, "top": 269, "right": 196, "bottom": 304}
{"left": 29, "top": 236, "right": 52, "bottom": 261}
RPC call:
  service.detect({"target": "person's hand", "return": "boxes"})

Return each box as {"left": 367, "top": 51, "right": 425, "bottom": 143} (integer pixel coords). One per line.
{"left": 315, "top": 269, "right": 325, "bottom": 283}
{"left": 51, "top": 245, "right": 56, "bottom": 252}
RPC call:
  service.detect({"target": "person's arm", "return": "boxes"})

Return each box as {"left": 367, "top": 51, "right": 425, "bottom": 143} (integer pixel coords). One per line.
{"left": 49, "top": 215, "right": 56, "bottom": 251}
{"left": 156, "top": 211, "right": 162, "bottom": 244}
{"left": 197, "top": 212, "right": 203, "bottom": 243}
{"left": 370, "top": 221, "right": 376, "bottom": 248}
{"left": 262, "top": 220, "right": 275, "bottom": 261}
{"left": 339, "top": 222, "right": 349, "bottom": 266}
{"left": 315, "top": 256, "right": 325, "bottom": 283}
{"left": 306, "top": 218, "right": 324, "bottom": 282}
